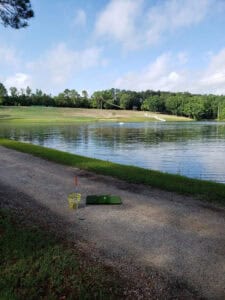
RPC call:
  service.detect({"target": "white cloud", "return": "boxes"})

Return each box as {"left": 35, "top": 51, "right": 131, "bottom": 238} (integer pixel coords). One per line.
{"left": 114, "top": 48, "right": 225, "bottom": 95}
{"left": 95, "top": 0, "right": 143, "bottom": 49}
{"left": 73, "top": 9, "right": 86, "bottom": 27}
{"left": 0, "top": 45, "right": 19, "bottom": 67}
{"left": 146, "top": 0, "right": 212, "bottom": 45}
{"left": 1, "top": 42, "right": 105, "bottom": 93}
{"left": 199, "top": 48, "right": 225, "bottom": 94}
{"left": 177, "top": 52, "right": 188, "bottom": 65}
{"left": 0, "top": 45, "right": 29, "bottom": 90}
{"left": 95, "top": 0, "right": 214, "bottom": 50}
{"left": 115, "top": 53, "right": 185, "bottom": 91}
{"left": 4, "top": 73, "right": 31, "bottom": 90}
{"left": 27, "top": 43, "right": 104, "bottom": 91}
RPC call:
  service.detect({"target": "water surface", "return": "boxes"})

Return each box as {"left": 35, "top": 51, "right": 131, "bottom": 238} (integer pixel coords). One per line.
{"left": 1, "top": 121, "right": 225, "bottom": 183}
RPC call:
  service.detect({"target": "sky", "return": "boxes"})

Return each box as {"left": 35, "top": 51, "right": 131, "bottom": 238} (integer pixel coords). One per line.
{"left": 1, "top": 0, "right": 225, "bottom": 96}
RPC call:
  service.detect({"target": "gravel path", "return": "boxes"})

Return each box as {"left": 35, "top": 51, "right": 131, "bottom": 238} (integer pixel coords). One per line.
{"left": 1, "top": 146, "right": 225, "bottom": 299}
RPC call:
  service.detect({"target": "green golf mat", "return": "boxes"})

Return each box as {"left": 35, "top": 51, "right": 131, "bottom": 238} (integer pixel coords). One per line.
{"left": 86, "top": 195, "right": 122, "bottom": 205}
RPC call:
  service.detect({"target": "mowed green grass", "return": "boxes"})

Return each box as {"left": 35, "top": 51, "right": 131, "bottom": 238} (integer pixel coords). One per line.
{"left": 0, "top": 209, "right": 124, "bottom": 300}
{"left": 1, "top": 138, "right": 225, "bottom": 205}
{"left": 0, "top": 106, "right": 192, "bottom": 123}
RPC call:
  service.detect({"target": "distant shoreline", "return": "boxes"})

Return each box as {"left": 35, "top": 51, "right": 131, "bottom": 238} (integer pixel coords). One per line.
{"left": 0, "top": 106, "right": 192, "bottom": 123}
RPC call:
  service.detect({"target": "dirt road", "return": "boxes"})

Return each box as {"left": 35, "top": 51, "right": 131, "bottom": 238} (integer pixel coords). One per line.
{"left": 0, "top": 146, "right": 225, "bottom": 299}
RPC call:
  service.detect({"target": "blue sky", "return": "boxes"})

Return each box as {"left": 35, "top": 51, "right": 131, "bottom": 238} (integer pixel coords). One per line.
{"left": 1, "top": 0, "right": 225, "bottom": 95}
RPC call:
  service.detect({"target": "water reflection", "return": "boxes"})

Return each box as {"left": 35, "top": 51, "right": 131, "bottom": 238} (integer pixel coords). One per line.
{"left": 1, "top": 121, "right": 225, "bottom": 183}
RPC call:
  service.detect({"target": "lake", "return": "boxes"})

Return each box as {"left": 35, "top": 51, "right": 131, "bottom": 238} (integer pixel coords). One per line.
{"left": 1, "top": 121, "right": 225, "bottom": 184}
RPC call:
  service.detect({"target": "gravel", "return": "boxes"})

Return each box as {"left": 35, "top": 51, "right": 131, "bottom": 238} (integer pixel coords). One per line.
{"left": 1, "top": 145, "right": 225, "bottom": 299}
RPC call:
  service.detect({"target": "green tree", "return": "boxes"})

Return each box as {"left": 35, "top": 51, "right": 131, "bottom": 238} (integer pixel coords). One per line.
{"left": 119, "top": 93, "right": 132, "bottom": 109}
{"left": 0, "top": 0, "right": 34, "bottom": 28}
{"left": 141, "top": 95, "right": 165, "bottom": 112}
{"left": 55, "top": 89, "right": 81, "bottom": 107}
{"left": 10, "top": 86, "right": 18, "bottom": 97}
{"left": 70, "top": 89, "right": 81, "bottom": 107}
{"left": 182, "top": 96, "right": 213, "bottom": 120}
{"left": 26, "top": 86, "right": 32, "bottom": 96}
{"left": 81, "top": 90, "right": 90, "bottom": 108}
{"left": 0, "top": 82, "right": 7, "bottom": 104}
{"left": 32, "top": 89, "right": 44, "bottom": 105}
{"left": 91, "top": 91, "right": 105, "bottom": 109}
{"left": 190, "top": 97, "right": 207, "bottom": 120}
{"left": 81, "top": 90, "right": 88, "bottom": 99}
{"left": 165, "top": 94, "right": 186, "bottom": 116}
{"left": 91, "top": 89, "right": 122, "bottom": 109}
{"left": 218, "top": 102, "right": 225, "bottom": 120}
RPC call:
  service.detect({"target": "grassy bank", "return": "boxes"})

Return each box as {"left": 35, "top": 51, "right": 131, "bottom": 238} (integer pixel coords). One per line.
{"left": 0, "top": 106, "right": 192, "bottom": 123}
{"left": 0, "top": 209, "right": 124, "bottom": 299}
{"left": 0, "top": 138, "right": 225, "bottom": 205}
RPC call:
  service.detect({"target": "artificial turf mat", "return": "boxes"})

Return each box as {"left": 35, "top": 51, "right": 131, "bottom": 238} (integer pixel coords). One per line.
{"left": 86, "top": 195, "right": 122, "bottom": 205}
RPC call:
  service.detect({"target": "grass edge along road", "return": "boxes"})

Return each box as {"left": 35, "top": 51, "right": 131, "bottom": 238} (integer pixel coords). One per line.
{"left": 0, "top": 138, "right": 225, "bottom": 206}
{"left": 0, "top": 209, "right": 126, "bottom": 300}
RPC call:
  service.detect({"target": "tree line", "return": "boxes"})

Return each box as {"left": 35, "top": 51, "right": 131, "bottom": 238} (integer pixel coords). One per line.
{"left": 1, "top": 82, "right": 225, "bottom": 120}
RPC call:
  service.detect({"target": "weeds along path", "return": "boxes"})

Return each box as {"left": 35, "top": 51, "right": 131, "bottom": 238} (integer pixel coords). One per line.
{"left": 0, "top": 145, "right": 225, "bottom": 299}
